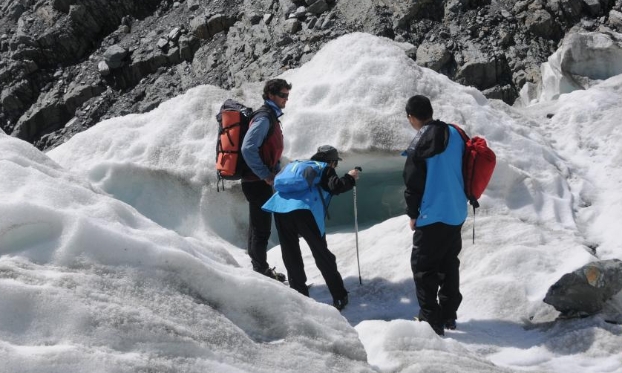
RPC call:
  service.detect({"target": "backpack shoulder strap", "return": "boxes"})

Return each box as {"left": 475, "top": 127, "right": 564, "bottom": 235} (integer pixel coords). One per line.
{"left": 448, "top": 123, "right": 469, "bottom": 143}
{"left": 251, "top": 105, "right": 278, "bottom": 137}
{"left": 314, "top": 161, "right": 331, "bottom": 220}
{"left": 449, "top": 123, "right": 478, "bottom": 242}
{"left": 316, "top": 184, "right": 331, "bottom": 220}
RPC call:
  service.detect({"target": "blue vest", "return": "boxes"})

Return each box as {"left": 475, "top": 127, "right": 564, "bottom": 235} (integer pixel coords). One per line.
{"left": 262, "top": 162, "right": 332, "bottom": 236}
{"left": 417, "top": 125, "right": 468, "bottom": 227}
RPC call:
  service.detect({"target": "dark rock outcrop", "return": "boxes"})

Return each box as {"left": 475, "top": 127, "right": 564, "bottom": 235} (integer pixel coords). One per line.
{"left": 0, "top": 0, "right": 620, "bottom": 150}
{"left": 544, "top": 259, "right": 622, "bottom": 317}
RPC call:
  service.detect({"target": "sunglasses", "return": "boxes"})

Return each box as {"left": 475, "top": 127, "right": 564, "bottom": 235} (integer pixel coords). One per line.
{"left": 275, "top": 91, "right": 289, "bottom": 99}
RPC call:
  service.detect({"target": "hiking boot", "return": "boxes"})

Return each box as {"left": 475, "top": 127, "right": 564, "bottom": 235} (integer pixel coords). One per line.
{"left": 333, "top": 294, "right": 349, "bottom": 311}
{"left": 432, "top": 324, "right": 445, "bottom": 336}
{"left": 263, "top": 267, "right": 286, "bottom": 282}
{"left": 414, "top": 317, "right": 444, "bottom": 336}
{"left": 444, "top": 319, "right": 457, "bottom": 330}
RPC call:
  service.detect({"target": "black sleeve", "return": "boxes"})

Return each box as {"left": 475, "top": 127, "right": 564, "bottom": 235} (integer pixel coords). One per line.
{"left": 403, "top": 155, "right": 426, "bottom": 219}
{"left": 320, "top": 166, "right": 356, "bottom": 195}
{"left": 403, "top": 120, "right": 449, "bottom": 219}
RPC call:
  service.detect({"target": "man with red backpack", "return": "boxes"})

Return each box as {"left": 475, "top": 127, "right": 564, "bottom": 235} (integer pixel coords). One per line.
{"left": 240, "top": 78, "right": 292, "bottom": 282}
{"left": 402, "top": 95, "right": 468, "bottom": 336}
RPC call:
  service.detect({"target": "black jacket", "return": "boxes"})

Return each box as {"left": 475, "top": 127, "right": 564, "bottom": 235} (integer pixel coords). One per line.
{"left": 320, "top": 166, "right": 356, "bottom": 196}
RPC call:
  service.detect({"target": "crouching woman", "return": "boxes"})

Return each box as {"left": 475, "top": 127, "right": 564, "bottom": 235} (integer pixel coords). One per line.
{"left": 262, "top": 145, "right": 360, "bottom": 311}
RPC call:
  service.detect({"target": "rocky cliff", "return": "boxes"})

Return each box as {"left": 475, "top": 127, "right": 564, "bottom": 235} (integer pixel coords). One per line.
{"left": 1, "top": 0, "right": 621, "bottom": 150}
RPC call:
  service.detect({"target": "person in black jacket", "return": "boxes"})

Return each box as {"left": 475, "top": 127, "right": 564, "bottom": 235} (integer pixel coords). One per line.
{"left": 403, "top": 95, "right": 467, "bottom": 335}
{"left": 262, "top": 145, "right": 360, "bottom": 311}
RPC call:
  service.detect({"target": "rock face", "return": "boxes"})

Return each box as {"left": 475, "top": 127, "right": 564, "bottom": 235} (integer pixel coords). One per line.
{"left": 543, "top": 259, "right": 622, "bottom": 317}
{"left": 1, "top": 0, "right": 621, "bottom": 150}
{"left": 559, "top": 31, "right": 622, "bottom": 79}
{"left": 518, "top": 30, "right": 622, "bottom": 105}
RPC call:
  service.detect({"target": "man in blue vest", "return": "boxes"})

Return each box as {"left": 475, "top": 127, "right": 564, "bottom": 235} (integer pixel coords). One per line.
{"left": 403, "top": 95, "right": 467, "bottom": 336}
{"left": 262, "top": 145, "right": 360, "bottom": 311}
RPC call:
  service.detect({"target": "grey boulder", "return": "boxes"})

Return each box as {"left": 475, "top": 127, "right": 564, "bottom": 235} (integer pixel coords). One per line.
{"left": 544, "top": 259, "right": 622, "bottom": 317}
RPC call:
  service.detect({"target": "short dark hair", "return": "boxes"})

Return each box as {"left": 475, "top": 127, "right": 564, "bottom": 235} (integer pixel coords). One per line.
{"left": 263, "top": 79, "right": 292, "bottom": 100}
{"left": 405, "top": 95, "right": 433, "bottom": 121}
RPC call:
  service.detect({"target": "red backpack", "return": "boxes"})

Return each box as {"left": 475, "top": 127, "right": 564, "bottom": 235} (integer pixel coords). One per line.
{"left": 215, "top": 99, "right": 275, "bottom": 191}
{"left": 450, "top": 124, "right": 496, "bottom": 241}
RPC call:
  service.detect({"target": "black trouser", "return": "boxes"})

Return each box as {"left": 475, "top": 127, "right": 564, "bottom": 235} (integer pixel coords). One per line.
{"left": 411, "top": 222, "right": 463, "bottom": 327}
{"left": 274, "top": 209, "right": 347, "bottom": 302}
{"left": 241, "top": 181, "right": 274, "bottom": 273}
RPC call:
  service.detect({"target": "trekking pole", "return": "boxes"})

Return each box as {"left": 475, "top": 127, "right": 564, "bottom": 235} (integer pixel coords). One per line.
{"left": 353, "top": 167, "right": 362, "bottom": 285}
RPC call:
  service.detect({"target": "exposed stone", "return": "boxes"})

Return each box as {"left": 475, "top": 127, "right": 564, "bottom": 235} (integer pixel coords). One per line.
{"left": 187, "top": 0, "right": 200, "bottom": 12}
{"left": 103, "top": 45, "right": 128, "bottom": 69}
{"left": 294, "top": 6, "right": 307, "bottom": 18}
{"left": 2, "top": 79, "right": 35, "bottom": 115}
{"left": 609, "top": 9, "right": 622, "bottom": 28}
{"left": 560, "top": 0, "right": 583, "bottom": 19}
{"left": 498, "top": 29, "right": 513, "bottom": 46}
{"left": 157, "top": 38, "right": 169, "bottom": 50}
{"left": 190, "top": 17, "right": 208, "bottom": 39}
{"left": 69, "top": 4, "right": 101, "bottom": 34}
{"left": 548, "top": 0, "right": 561, "bottom": 13}
{"left": 52, "top": 0, "right": 75, "bottom": 13}
{"left": 166, "top": 46, "right": 181, "bottom": 65}
{"left": 277, "top": 35, "right": 294, "bottom": 47}
{"left": 416, "top": 43, "right": 451, "bottom": 71}
{"left": 544, "top": 259, "right": 622, "bottom": 317}
{"left": 307, "top": 16, "right": 318, "bottom": 29}
{"left": 207, "top": 14, "right": 227, "bottom": 36}
{"left": 445, "top": 0, "right": 464, "bottom": 14}
{"left": 279, "top": 0, "right": 297, "bottom": 17}
{"left": 513, "top": 69, "right": 528, "bottom": 87}
{"left": 0, "top": 0, "right": 616, "bottom": 148}
{"left": 320, "top": 14, "right": 334, "bottom": 29}
{"left": 559, "top": 32, "right": 622, "bottom": 80}
{"left": 528, "top": 0, "right": 545, "bottom": 11}
{"left": 63, "top": 83, "right": 106, "bottom": 113}
{"left": 98, "top": 60, "right": 110, "bottom": 76}
{"left": 178, "top": 36, "right": 195, "bottom": 61}
{"left": 168, "top": 27, "right": 182, "bottom": 43}
{"left": 481, "top": 84, "right": 517, "bottom": 102}
{"left": 582, "top": 0, "right": 601, "bottom": 16}
{"left": 284, "top": 18, "right": 302, "bottom": 33}
{"left": 11, "top": 84, "right": 67, "bottom": 142}
{"left": 514, "top": 1, "right": 530, "bottom": 13}
{"left": 525, "top": 9, "right": 557, "bottom": 38}
{"left": 307, "top": 0, "right": 328, "bottom": 15}
{"left": 455, "top": 45, "right": 509, "bottom": 90}
{"left": 121, "top": 16, "right": 132, "bottom": 27}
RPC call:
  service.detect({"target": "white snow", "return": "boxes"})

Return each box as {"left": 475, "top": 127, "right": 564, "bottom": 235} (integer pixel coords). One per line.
{"left": 1, "top": 32, "right": 621, "bottom": 373}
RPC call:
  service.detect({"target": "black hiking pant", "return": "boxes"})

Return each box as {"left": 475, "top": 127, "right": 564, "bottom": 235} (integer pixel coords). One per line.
{"left": 411, "top": 222, "right": 463, "bottom": 328}
{"left": 274, "top": 209, "right": 347, "bottom": 302}
{"left": 242, "top": 181, "right": 274, "bottom": 273}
